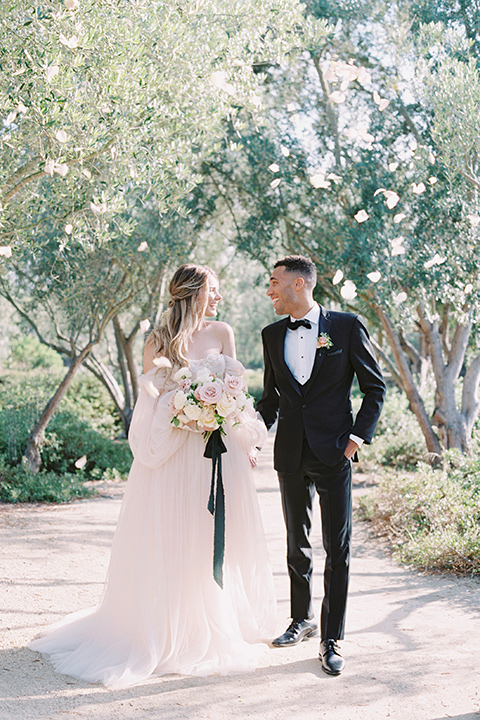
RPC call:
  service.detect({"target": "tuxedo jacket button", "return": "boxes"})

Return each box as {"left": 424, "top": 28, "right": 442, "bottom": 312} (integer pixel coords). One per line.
{"left": 302, "top": 403, "right": 307, "bottom": 409}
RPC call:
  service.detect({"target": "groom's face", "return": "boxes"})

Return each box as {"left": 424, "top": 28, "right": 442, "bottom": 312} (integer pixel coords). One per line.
{"left": 267, "top": 266, "right": 298, "bottom": 316}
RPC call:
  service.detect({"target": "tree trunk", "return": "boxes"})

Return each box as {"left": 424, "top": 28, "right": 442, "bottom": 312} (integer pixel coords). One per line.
{"left": 374, "top": 305, "right": 443, "bottom": 459}
{"left": 84, "top": 353, "right": 130, "bottom": 435}
{"left": 23, "top": 347, "right": 92, "bottom": 472}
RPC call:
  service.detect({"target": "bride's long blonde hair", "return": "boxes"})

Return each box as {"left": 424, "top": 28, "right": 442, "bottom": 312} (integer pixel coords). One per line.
{"left": 149, "top": 263, "right": 215, "bottom": 367}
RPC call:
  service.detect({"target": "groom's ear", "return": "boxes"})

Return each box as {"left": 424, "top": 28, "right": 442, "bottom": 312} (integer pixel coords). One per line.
{"left": 294, "top": 275, "right": 305, "bottom": 290}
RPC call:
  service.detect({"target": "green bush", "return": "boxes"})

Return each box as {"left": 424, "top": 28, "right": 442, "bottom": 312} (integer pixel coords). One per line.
{"left": 0, "top": 454, "right": 95, "bottom": 503}
{"left": 357, "top": 449, "right": 480, "bottom": 575}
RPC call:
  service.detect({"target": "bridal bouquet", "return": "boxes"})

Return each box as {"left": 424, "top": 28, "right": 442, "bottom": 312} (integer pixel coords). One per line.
{"left": 169, "top": 365, "right": 253, "bottom": 435}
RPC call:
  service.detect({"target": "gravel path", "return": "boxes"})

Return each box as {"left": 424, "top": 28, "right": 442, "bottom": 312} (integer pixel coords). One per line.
{"left": 1, "top": 436, "right": 479, "bottom": 720}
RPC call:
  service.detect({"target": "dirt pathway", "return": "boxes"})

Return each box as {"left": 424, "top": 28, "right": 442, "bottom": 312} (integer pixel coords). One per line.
{"left": 1, "top": 437, "right": 479, "bottom": 720}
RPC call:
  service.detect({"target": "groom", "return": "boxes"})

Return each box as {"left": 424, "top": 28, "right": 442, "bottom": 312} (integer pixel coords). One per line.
{"left": 256, "top": 255, "right": 385, "bottom": 675}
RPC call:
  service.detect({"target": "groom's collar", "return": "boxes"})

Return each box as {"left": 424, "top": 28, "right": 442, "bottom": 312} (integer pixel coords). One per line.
{"left": 289, "top": 302, "right": 320, "bottom": 325}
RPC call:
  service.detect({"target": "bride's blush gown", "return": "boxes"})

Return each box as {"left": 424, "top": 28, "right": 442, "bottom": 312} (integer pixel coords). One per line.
{"left": 29, "top": 354, "right": 276, "bottom": 689}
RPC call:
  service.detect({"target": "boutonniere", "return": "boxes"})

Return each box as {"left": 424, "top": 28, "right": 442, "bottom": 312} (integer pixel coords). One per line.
{"left": 316, "top": 332, "right": 333, "bottom": 350}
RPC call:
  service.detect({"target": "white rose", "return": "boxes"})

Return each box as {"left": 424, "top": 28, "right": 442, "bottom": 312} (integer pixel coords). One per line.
{"left": 173, "top": 367, "right": 192, "bottom": 383}
{"left": 199, "top": 405, "right": 219, "bottom": 430}
{"left": 174, "top": 390, "right": 186, "bottom": 410}
{"left": 183, "top": 402, "right": 202, "bottom": 421}
{"left": 195, "top": 367, "right": 212, "bottom": 383}
{"left": 216, "top": 392, "right": 237, "bottom": 417}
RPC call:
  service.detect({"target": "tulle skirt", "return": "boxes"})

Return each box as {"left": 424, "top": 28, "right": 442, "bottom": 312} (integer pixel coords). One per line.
{"left": 29, "top": 428, "right": 276, "bottom": 689}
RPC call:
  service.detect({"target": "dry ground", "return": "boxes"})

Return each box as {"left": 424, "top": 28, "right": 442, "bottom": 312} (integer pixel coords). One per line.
{"left": 1, "top": 436, "right": 479, "bottom": 720}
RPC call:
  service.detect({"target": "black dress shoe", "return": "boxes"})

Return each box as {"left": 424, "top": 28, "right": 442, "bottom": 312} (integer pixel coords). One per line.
{"left": 319, "top": 639, "right": 345, "bottom": 675}
{"left": 272, "top": 618, "right": 318, "bottom": 647}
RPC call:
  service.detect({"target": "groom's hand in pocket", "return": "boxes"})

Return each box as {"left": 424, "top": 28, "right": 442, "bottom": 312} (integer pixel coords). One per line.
{"left": 344, "top": 438, "right": 359, "bottom": 460}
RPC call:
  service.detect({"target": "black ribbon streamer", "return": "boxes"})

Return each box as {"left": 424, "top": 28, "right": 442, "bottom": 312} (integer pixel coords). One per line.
{"left": 204, "top": 428, "right": 227, "bottom": 588}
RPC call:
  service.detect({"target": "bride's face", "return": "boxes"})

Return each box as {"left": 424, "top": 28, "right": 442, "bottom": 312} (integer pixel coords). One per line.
{"left": 204, "top": 274, "right": 222, "bottom": 317}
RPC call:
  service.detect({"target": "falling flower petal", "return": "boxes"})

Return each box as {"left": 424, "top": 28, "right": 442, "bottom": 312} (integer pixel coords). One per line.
{"left": 286, "top": 102, "right": 296, "bottom": 112}
{"left": 90, "top": 201, "right": 106, "bottom": 214}
{"left": 54, "top": 164, "right": 69, "bottom": 177}
{"left": 428, "top": 152, "right": 435, "bottom": 164}
{"left": 17, "top": 102, "right": 28, "bottom": 114}
{"left": 330, "top": 91, "right": 346, "bottom": 104}
{"left": 390, "top": 237, "right": 406, "bottom": 256}
{"left": 354, "top": 209, "right": 369, "bottom": 223}
{"left": 367, "top": 271, "right": 381, "bottom": 283}
{"left": 65, "top": 0, "right": 79, "bottom": 8}
{"left": 378, "top": 98, "right": 389, "bottom": 111}
{"left": 356, "top": 67, "right": 372, "bottom": 84}
{"left": 5, "top": 111, "right": 17, "bottom": 125}
{"left": 373, "top": 90, "right": 381, "bottom": 104}
{"left": 0, "top": 246, "right": 12, "bottom": 258}
{"left": 139, "top": 319, "right": 151, "bottom": 333}
{"left": 310, "top": 173, "right": 330, "bottom": 189}
{"left": 270, "top": 178, "right": 281, "bottom": 189}
{"left": 280, "top": 146, "right": 290, "bottom": 157}
{"left": 340, "top": 80, "right": 350, "bottom": 91}
{"left": 412, "top": 182, "right": 426, "bottom": 194}
{"left": 75, "top": 455, "right": 87, "bottom": 469}
{"left": 465, "top": 283, "right": 473, "bottom": 294}
{"left": 59, "top": 33, "right": 78, "bottom": 48}
{"left": 374, "top": 188, "right": 386, "bottom": 197}
{"left": 46, "top": 65, "right": 60, "bottom": 82}
{"left": 44, "top": 160, "right": 55, "bottom": 176}
{"left": 394, "top": 291, "right": 407, "bottom": 304}
{"left": 210, "top": 70, "right": 227, "bottom": 88}
{"left": 56, "top": 129, "right": 68, "bottom": 143}
{"left": 65, "top": 224, "right": 73, "bottom": 234}
{"left": 137, "top": 241, "right": 148, "bottom": 252}
{"left": 332, "top": 270, "right": 344, "bottom": 285}
{"left": 467, "top": 214, "right": 480, "bottom": 227}
{"left": 428, "top": 176, "right": 438, "bottom": 185}
{"left": 327, "top": 173, "right": 342, "bottom": 182}
{"left": 268, "top": 163, "right": 280, "bottom": 173}
{"left": 424, "top": 253, "right": 446, "bottom": 269}
{"left": 384, "top": 191, "right": 400, "bottom": 209}
{"left": 82, "top": 168, "right": 92, "bottom": 179}
{"left": 394, "top": 213, "right": 406, "bottom": 224}
{"left": 388, "top": 162, "right": 399, "bottom": 171}
{"left": 341, "top": 280, "right": 357, "bottom": 300}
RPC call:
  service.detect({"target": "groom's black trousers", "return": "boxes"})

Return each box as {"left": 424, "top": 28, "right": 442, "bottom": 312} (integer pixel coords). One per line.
{"left": 278, "top": 437, "right": 352, "bottom": 640}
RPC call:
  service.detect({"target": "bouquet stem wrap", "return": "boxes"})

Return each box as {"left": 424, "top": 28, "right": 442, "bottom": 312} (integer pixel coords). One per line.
{"left": 204, "top": 429, "right": 227, "bottom": 588}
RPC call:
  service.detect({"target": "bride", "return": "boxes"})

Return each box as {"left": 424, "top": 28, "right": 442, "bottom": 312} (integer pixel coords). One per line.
{"left": 29, "top": 263, "right": 276, "bottom": 689}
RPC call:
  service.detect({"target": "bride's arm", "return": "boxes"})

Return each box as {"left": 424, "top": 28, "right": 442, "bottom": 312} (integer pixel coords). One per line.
{"left": 218, "top": 322, "right": 236, "bottom": 360}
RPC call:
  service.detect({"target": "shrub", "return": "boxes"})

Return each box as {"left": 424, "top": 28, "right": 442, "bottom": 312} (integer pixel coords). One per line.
{"left": 357, "top": 449, "right": 480, "bottom": 575}
{"left": 0, "top": 454, "right": 94, "bottom": 503}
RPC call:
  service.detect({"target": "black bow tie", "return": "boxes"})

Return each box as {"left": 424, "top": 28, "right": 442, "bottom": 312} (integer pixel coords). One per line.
{"left": 287, "top": 318, "right": 312, "bottom": 330}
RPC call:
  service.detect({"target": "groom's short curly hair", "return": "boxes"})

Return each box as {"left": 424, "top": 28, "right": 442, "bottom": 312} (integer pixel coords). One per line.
{"left": 274, "top": 255, "right": 317, "bottom": 289}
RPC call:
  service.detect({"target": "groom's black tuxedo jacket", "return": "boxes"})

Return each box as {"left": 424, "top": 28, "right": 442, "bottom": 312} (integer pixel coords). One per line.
{"left": 257, "top": 307, "right": 386, "bottom": 473}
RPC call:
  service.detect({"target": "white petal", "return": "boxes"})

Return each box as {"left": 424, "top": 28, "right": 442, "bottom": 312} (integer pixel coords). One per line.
{"left": 428, "top": 152, "right": 436, "bottom": 164}
{"left": 385, "top": 191, "right": 400, "bottom": 209}
{"left": 56, "top": 129, "right": 68, "bottom": 143}
{"left": 378, "top": 98, "right": 390, "bottom": 111}
{"left": 465, "top": 283, "right": 473, "bottom": 294}
{"left": 137, "top": 241, "right": 148, "bottom": 252}
{"left": 393, "top": 213, "right": 406, "bottom": 224}
{"left": 210, "top": 71, "right": 227, "bottom": 88}
{"left": 412, "top": 182, "right": 426, "bottom": 194}
{"left": 65, "top": 0, "right": 79, "bottom": 8}
{"left": 17, "top": 102, "right": 28, "bottom": 114}
{"left": 373, "top": 90, "right": 381, "bottom": 104}
{"left": 74, "top": 455, "right": 87, "bottom": 469}
{"left": 367, "top": 271, "right": 381, "bottom": 283}
{"left": 268, "top": 163, "right": 280, "bottom": 173}
{"left": 428, "top": 176, "right": 438, "bottom": 185}
{"left": 65, "top": 224, "right": 73, "bottom": 235}
{"left": 139, "top": 319, "right": 151, "bottom": 333}
{"left": 6, "top": 111, "right": 17, "bottom": 125}
{"left": 340, "top": 280, "right": 357, "bottom": 300}
{"left": 354, "top": 209, "right": 369, "bottom": 223}
{"left": 394, "top": 291, "right": 407, "bottom": 304}
{"left": 0, "top": 246, "right": 12, "bottom": 258}
{"left": 82, "top": 168, "right": 92, "bottom": 179}
{"left": 330, "top": 91, "right": 346, "bottom": 104}
{"left": 332, "top": 270, "right": 344, "bottom": 285}
{"left": 46, "top": 65, "right": 60, "bottom": 83}
{"left": 44, "top": 160, "right": 55, "bottom": 176}
{"left": 310, "top": 173, "right": 330, "bottom": 189}
{"left": 54, "top": 163, "right": 69, "bottom": 177}
{"left": 374, "top": 188, "right": 386, "bottom": 197}
{"left": 388, "top": 162, "right": 399, "bottom": 171}
{"left": 326, "top": 173, "right": 342, "bottom": 182}
{"left": 280, "top": 146, "right": 290, "bottom": 157}
{"left": 270, "top": 178, "right": 281, "bottom": 189}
